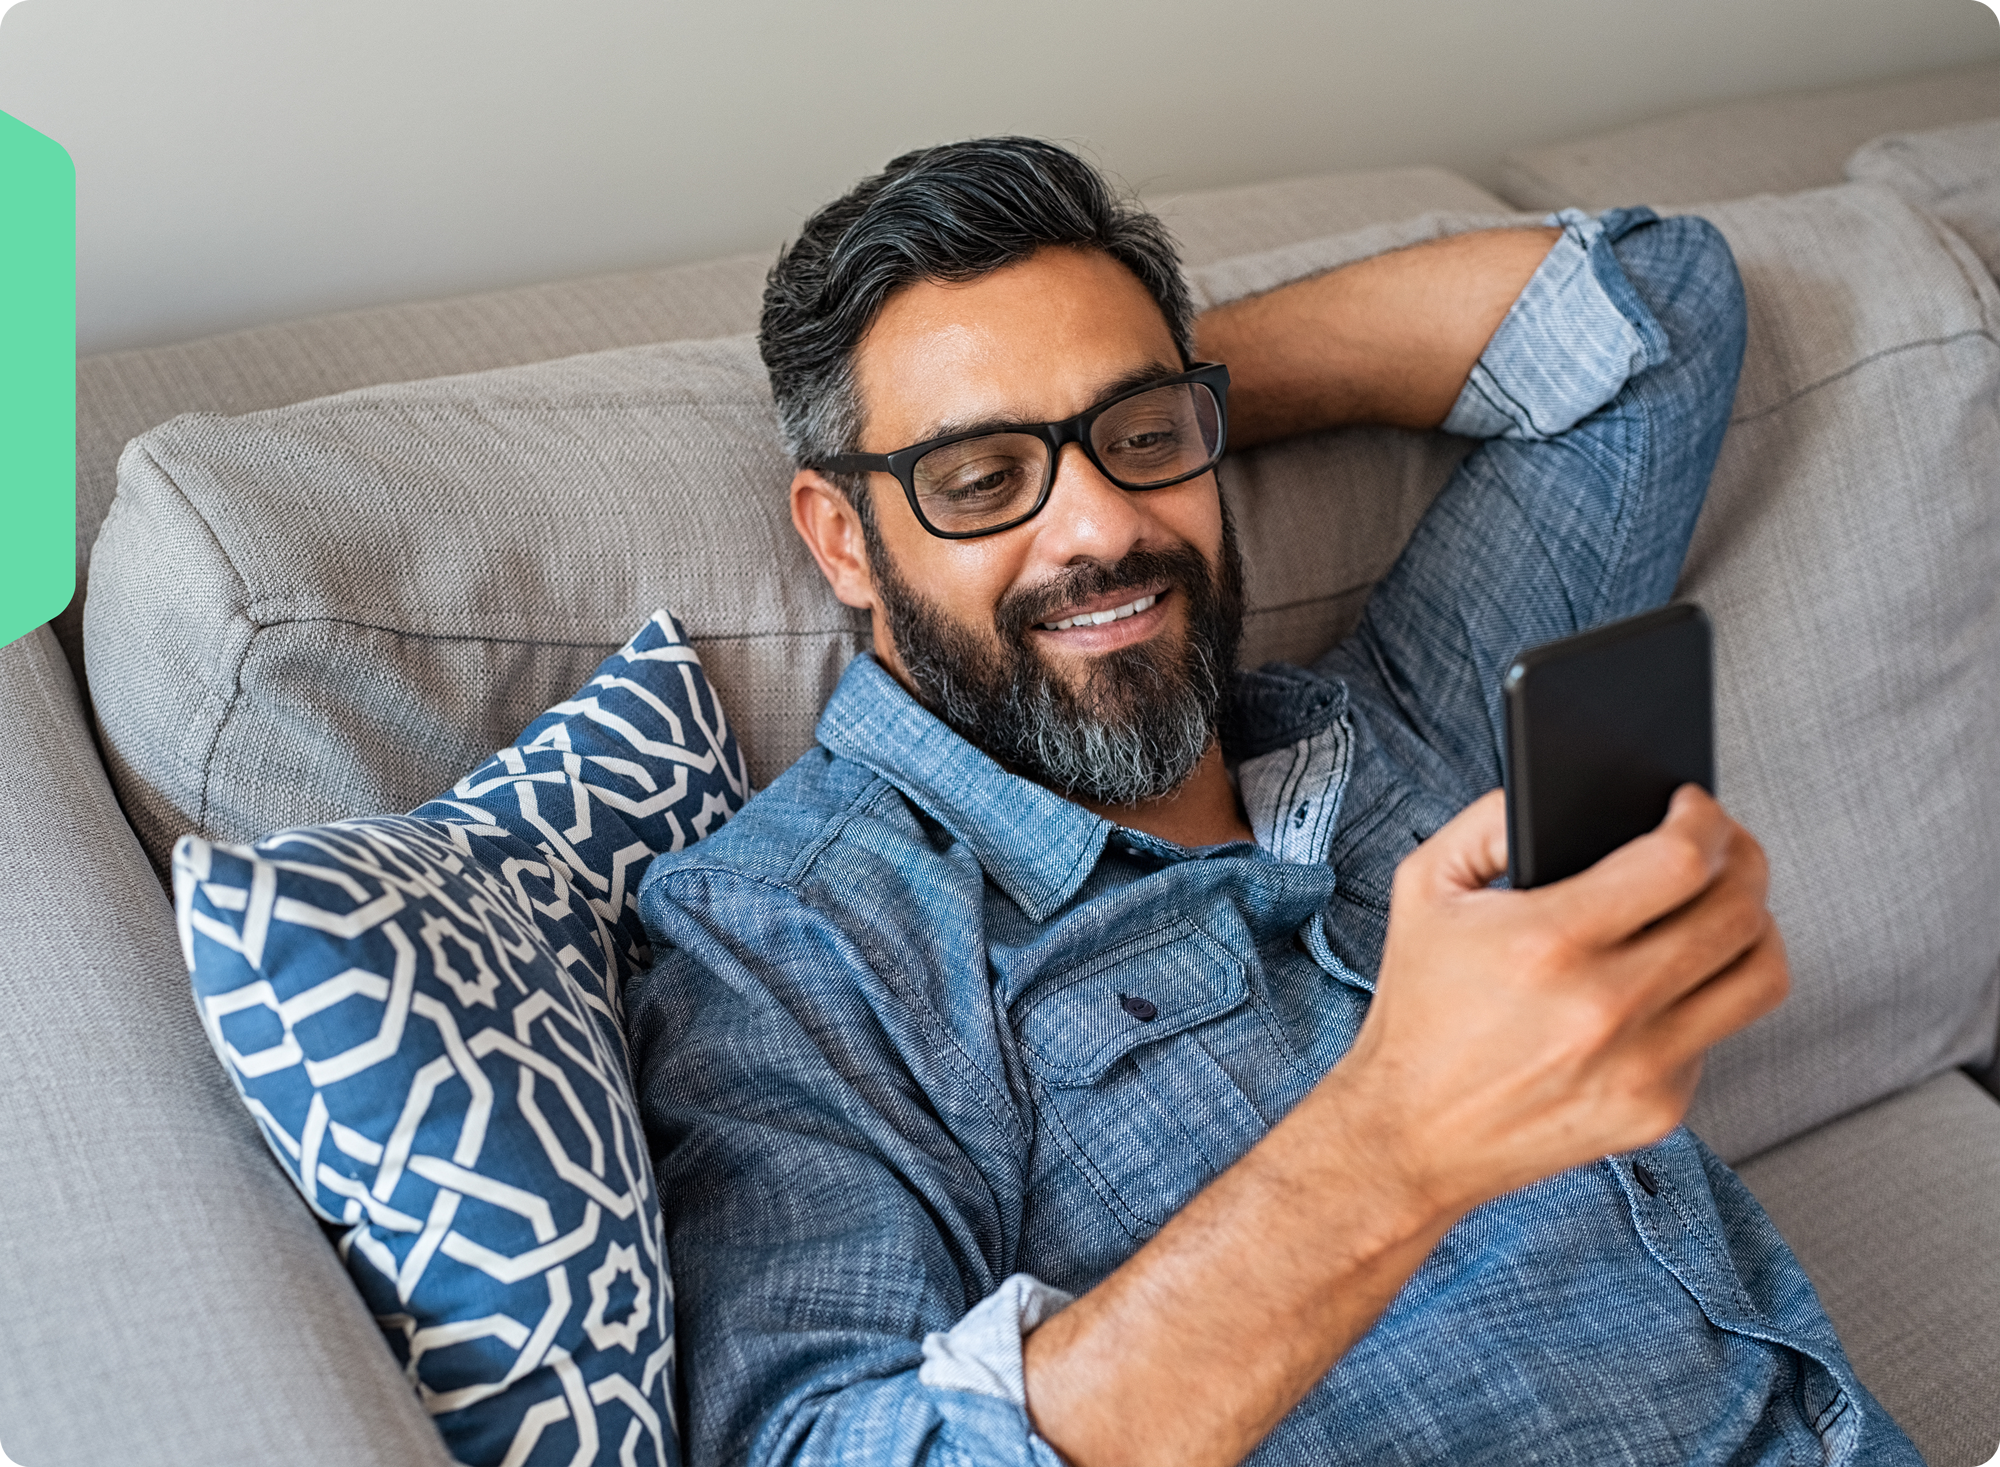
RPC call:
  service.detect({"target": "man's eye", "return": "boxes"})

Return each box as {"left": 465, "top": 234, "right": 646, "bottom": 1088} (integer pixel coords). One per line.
{"left": 943, "top": 468, "right": 1016, "bottom": 500}
{"left": 1105, "top": 424, "right": 1184, "bottom": 460}
{"left": 925, "top": 460, "right": 1030, "bottom": 505}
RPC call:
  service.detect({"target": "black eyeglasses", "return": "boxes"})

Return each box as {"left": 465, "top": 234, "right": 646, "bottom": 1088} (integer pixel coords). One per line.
{"left": 822, "top": 362, "right": 1230, "bottom": 540}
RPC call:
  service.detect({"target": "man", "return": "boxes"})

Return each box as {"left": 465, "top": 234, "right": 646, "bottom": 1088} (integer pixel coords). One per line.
{"left": 629, "top": 138, "right": 1918, "bottom": 1465}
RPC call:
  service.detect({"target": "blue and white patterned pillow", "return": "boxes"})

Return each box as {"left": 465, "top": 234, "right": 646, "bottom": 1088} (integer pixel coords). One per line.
{"left": 172, "top": 611, "right": 747, "bottom": 1467}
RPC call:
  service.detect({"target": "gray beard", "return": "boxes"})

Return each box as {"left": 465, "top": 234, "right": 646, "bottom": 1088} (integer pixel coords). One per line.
{"left": 868, "top": 509, "right": 1244, "bottom": 809}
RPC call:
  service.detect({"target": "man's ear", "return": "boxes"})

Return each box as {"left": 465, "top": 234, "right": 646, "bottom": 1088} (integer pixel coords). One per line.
{"left": 790, "top": 469, "right": 880, "bottom": 613}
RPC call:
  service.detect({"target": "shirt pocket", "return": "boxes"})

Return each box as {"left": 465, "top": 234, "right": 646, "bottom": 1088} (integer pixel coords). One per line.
{"left": 1014, "top": 918, "right": 1299, "bottom": 1241}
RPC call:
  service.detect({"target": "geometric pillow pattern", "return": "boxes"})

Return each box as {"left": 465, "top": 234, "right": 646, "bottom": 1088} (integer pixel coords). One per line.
{"left": 173, "top": 611, "right": 748, "bottom": 1467}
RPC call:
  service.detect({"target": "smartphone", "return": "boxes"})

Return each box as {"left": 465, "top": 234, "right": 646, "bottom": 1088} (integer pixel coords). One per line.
{"left": 1502, "top": 603, "right": 1714, "bottom": 889}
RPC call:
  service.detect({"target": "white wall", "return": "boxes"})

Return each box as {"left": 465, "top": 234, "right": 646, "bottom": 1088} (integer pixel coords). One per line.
{"left": 2, "top": 0, "right": 1995, "bottom": 355}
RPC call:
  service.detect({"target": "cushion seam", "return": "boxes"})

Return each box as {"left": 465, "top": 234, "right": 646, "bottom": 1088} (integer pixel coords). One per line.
{"left": 1728, "top": 328, "right": 1996, "bottom": 426}
{"left": 236, "top": 592, "right": 1377, "bottom": 648}
{"left": 133, "top": 441, "right": 257, "bottom": 837}
{"left": 227, "top": 614, "right": 866, "bottom": 649}
{"left": 1243, "top": 587, "right": 1375, "bottom": 618}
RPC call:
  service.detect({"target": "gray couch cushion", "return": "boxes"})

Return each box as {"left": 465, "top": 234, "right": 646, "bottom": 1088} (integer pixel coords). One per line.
{"left": 1196, "top": 185, "right": 2000, "bottom": 1161}
{"left": 80, "top": 310, "right": 1482, "bottom": 869}
{"left": 1152, "top": 165, "right": 1505, "bottom": 273}
{"left": 65, "top": 167, "right": 1505, "bottom": 682}
{"left": 86, "top": 185, "right": 1999, "bottom": 1172}
{"left": 1675, "top": 182, "right": 2000, "bottom": 1160}
{"left": 1495, "top": 62, "right": 2000, "bottom": 212}
{"left": 1738, "top": 1070, "right": 2000, "bottom": 1467}
{"left": 86, "top": 337, "right": 846, "bottom": 867}
{"left": 1847, "top": 116, "right": 2000, "bottom": 279}
{"left": 80, "top": 198, "right": 1515, "bottom": 872}
{"left": 0, "top": 626, "right": 454, "bottom": 1467}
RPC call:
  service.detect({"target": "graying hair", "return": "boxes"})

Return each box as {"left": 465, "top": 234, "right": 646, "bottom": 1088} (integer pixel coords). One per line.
{"left": 758, "top": 137, "right": 1196, "bottom": 521}
{"left": 927, "top": 625, "right": 1227, "bottom": 806}
{"left": 868, "top": 511, "right": 1245, "bottom": 808}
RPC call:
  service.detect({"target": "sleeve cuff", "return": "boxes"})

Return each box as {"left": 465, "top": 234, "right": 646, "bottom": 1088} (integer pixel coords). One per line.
{"left": 918, "top": 1273, "right": 1076, "bottom": 1409}
{"left": 1441, "top": 207, "right": 1672, "bottom": 441}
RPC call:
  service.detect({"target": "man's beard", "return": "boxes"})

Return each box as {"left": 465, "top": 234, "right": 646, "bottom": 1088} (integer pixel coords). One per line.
{"left": 868, "top": 499, "right": 1245, "bottom": 809}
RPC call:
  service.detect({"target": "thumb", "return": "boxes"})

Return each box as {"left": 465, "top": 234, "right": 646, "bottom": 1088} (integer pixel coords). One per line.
{"left": 1409, "top": 788, "right": 1510, "bottom": 894}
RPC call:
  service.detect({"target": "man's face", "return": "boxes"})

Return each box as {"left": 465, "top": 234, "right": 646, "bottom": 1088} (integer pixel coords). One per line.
{"left": 800, "top": 245, "right": 1243, "bottom": 807}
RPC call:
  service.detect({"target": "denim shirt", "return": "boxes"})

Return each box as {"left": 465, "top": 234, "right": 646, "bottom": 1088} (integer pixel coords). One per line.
{"left": 631, "top": 210, "right": 1921, "bottom": 1466}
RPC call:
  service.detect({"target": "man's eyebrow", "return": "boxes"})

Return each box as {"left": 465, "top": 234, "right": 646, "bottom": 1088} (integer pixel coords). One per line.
{"left": 913, "top": 362, "right": 1184, "bottom": 444}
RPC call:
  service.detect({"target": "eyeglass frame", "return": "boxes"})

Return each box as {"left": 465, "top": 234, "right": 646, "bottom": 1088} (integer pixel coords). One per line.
{"left": 819, "top": 361, "right": 1231, "bottom": 541}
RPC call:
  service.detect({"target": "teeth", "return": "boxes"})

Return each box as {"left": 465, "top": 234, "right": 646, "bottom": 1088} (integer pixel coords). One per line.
{"left": 1041, "top": 593, "right": 1158, "bottom": 632}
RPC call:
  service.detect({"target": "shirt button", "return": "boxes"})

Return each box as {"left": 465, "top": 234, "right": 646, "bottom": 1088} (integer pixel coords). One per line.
{"left": 1632, "top": 1161, "right": 1660, "bottom": 1196}
{"left": 1118, "top": 993, "right": 1158, "bottom": 1022}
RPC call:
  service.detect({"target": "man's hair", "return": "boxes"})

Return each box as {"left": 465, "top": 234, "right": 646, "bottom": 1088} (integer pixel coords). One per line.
{"left": 758, "top": 137, "right": 1196, "bottom": 515}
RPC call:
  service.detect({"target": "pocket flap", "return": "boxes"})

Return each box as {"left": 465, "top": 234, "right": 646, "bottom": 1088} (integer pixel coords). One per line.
{"left": 1016, "top": 919, "right": 1248, "bottom": 1088}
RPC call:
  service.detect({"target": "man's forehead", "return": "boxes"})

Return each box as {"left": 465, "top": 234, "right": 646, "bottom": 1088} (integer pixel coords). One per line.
{"left": 851, "top": 246, "right": 1182, "bottom": 447}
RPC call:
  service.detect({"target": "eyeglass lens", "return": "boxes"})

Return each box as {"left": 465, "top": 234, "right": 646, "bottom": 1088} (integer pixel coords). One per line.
{"left": 911, "top": 382, "right": 1223, "bottom": 535}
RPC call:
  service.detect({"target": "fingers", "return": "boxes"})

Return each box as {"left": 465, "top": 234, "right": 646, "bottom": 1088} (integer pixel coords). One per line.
{"left": 1402, "top": 787, "right": 1777, "bottom": 1035}
{"left": 1538, "top": 785, "right": 1735, "bottom": 944}
{"left": 1615, "top": 824, "right": 1771, "bottom": 1013}
{"left": 1400, "top": 790, "right": 1508, "bottom": 895}
{"left": 1649, "top": 920, "right": 1790, "bottom": 1066}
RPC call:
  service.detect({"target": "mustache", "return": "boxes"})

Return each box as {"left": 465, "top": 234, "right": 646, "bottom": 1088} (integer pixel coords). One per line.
{"left": 993, "top": 542, "right": 1214, "bottom": 644}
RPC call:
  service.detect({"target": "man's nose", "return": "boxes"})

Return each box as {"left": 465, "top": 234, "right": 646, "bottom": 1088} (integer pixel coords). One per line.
{"left": 1035, "top": 441, "right": 1148, "bottom": 564}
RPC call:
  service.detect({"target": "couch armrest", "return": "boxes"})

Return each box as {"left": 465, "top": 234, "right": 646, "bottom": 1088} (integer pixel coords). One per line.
{"left": 0, "top": 625, "right": 453, "bottom": 1467}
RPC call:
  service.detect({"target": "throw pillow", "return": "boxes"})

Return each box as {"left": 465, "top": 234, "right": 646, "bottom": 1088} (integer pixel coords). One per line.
{"left": 173, "top": 610, "right": 747, "bottom": 1467}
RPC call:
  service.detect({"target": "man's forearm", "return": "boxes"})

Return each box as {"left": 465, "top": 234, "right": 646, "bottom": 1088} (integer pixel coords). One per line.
{"left": 1020, "top": 786, "right": 1783, "bottom": 1467}
{"left": 1021, "top": 1065, "right": 1455, "bottom": 1467}
{"left": 1194, "top": 226, "right": 1561, "bottom": 449}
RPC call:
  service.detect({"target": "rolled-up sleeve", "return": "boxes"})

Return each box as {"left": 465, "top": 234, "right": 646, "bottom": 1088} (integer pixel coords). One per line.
{"left": 764, "top": 1275, "right": 1076, "bottom": 1467}
{"left": 1319, "top": 205, "right": 1748, "bottom": 799}
{"left": 919, "top": 1274, "right": 1076, "bottom": 1409}
{"left": 1441, "top": 208, "right": 1671, "bottom": 442}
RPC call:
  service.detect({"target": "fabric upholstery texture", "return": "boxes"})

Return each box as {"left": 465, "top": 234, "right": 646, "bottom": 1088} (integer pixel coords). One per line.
{"left": 63, "top": 250, "right": 771, "bottom": 677}
{"left": 174, "top": 612, "right": 745, "bottom": 1467}
{"left": 1847, "top": 116, "right": 2000, "bottom": 280}
{"left": 62, "top": 167, "right": 1506, "bottom": 681}
{"left": 85, "top": 336, "right": 853, "bottom": 862}
{"left": 1150, "top": 165, "right": 1504, "bottom": 272}
{"left": 1673, "top": 182, "right": 2000, "bottom": 1159}
{"left": 0, "top": 626, "right": 455, "bottom": 1467}
{"left": 85, "top": 182, "right": 2000, "bottom": 1166}
{"left": 80, "top": 208, "right": 1516, "bottom": 873}
{"left": 63, "top": 97, "right": 2000, "bottom": 1457}
{"left": 1496, "top": 61, "right": 2000, "bottom": 212}
{"left": 1738, "top": 1070, "right": 2000, "bottom": 1467}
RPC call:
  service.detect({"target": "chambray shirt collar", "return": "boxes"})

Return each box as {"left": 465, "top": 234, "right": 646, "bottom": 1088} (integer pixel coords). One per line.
{"left": 815, "top": 655, "right": 1362, "bottom": 920}
{"left": 814, "top": 655, "right": 1112, "bottom": 922}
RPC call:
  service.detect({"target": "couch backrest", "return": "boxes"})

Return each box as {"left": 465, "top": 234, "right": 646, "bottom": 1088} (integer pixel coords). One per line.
{"left": 1672, "top": 183, "right": 2000, "bottom": 1154}
{"left": 87, "top": 178, "right": 2000, "bottom": 1162}
{"left": 1848, "top": 116, "right": 2000, "bottom": 280}
{"left": 83, "top": 205, "right": 1522, "bottom": 856}
{"left": 62, "top": 165, "right": 1503, "bottom": 680}
{"left": 1495, "top": 60, "right": 2000, "bottom": 211}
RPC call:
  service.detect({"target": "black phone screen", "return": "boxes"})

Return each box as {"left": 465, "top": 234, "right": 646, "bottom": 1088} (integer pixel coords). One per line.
{"left": 1502, "top": 603, "right": 1714, "bottom": 890}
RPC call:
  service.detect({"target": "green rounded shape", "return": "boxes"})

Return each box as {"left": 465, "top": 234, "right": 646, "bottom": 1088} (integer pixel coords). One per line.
{"left": 0, "top": 109, "right": 76, "bottom": 649}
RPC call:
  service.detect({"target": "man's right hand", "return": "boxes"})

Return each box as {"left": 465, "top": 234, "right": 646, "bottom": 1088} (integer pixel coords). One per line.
{"left": 1024, "top": 785, "right": 1787, "bottom": 1467}
{"left": 1334, "top": 784, "right": 1789, "bottom": 1220}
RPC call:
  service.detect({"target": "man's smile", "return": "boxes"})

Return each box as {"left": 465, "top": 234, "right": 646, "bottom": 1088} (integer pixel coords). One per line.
{"left": 1031, "top": 586, "right": 1171, "bottom": 651}
{"left": 1038, "top": 591, "right": 1160, "bottom": 632}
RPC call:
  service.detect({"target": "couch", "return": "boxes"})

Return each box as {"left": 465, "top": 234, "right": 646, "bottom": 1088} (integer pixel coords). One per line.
{"left": 3, "top": 60, "right": 1996, "bottom": 1467}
